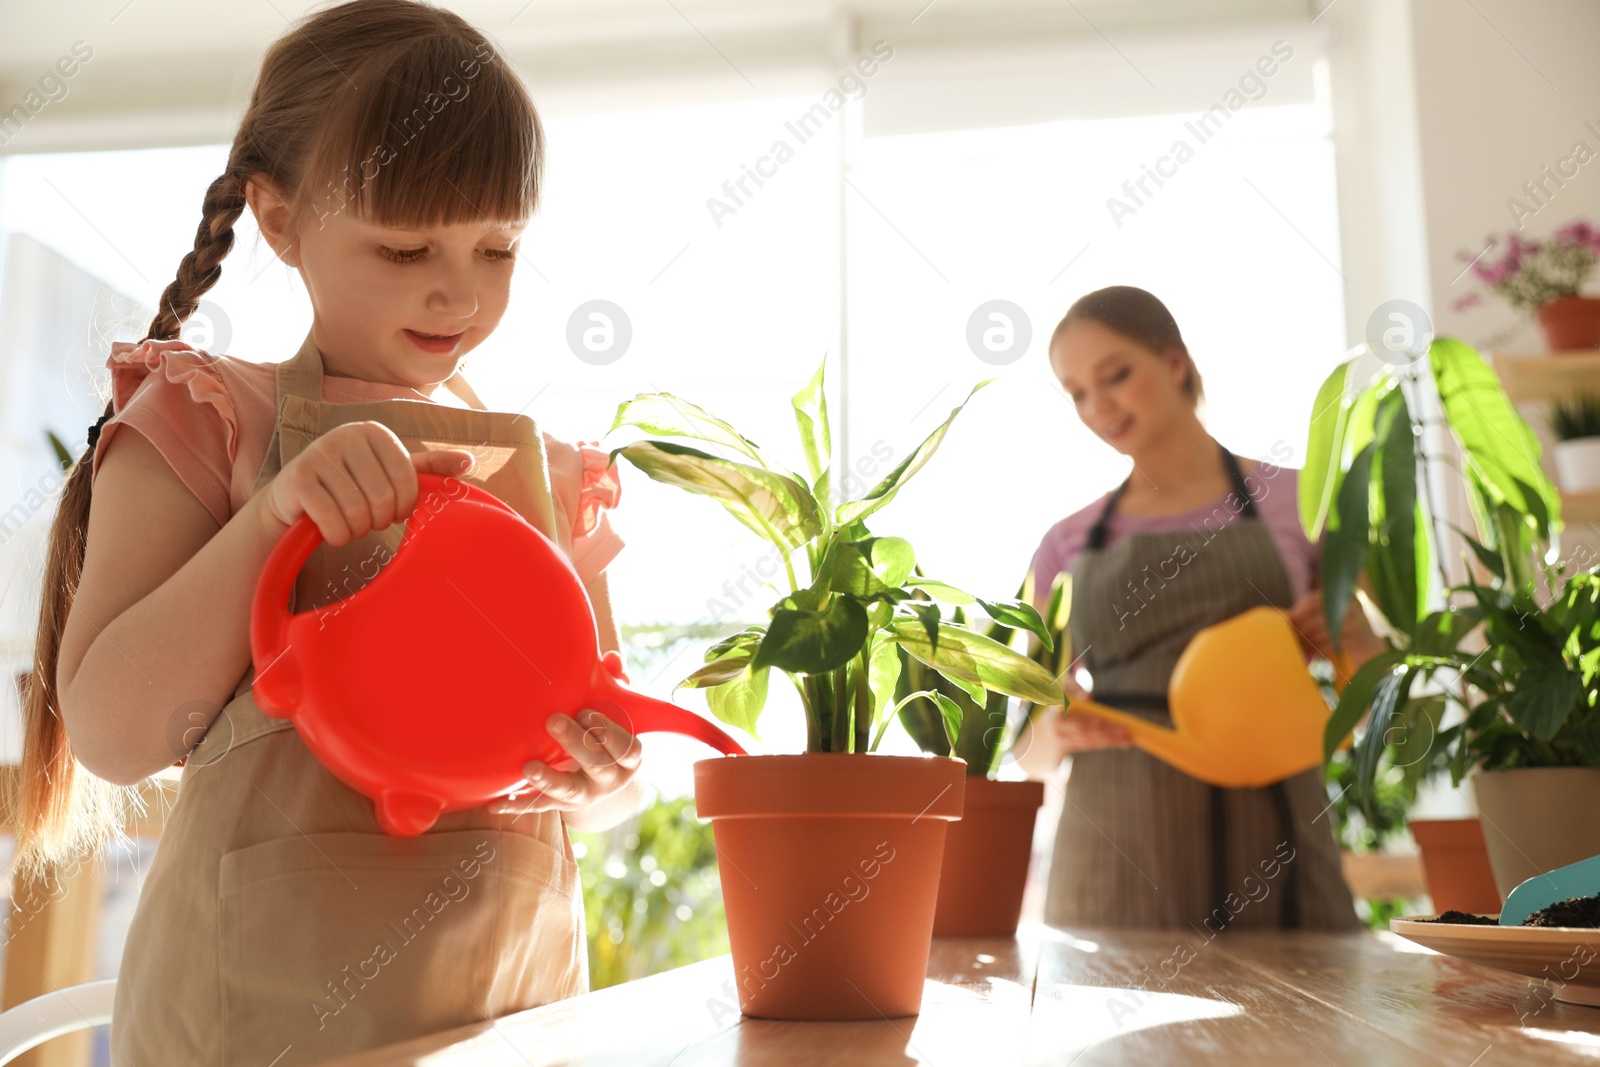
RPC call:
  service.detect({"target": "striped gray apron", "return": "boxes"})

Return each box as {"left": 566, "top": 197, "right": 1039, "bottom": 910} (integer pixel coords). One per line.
{"left": 1042, "top": 442, "right": 1360, "bottom": 931}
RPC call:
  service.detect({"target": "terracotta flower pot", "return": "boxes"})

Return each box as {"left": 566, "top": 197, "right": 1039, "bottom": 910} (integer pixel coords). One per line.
{"left": 693, "top": 753, "right": 965, "bottom": 1019}
{"left": 1408, "top": 817, "right": 1503, "bottom": 914}
{"left": 1537, "top": 295, "right": 1600, "bottom": 351}
{"left": 932, "top": 777, "right": 1044, "bottom": 936}
{"left": 1471, "top": 767, "right": 1600, "bottom": 900}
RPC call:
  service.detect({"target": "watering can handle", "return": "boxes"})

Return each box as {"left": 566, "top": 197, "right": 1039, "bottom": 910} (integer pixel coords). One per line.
{"left": 251, "top": 473, "right": 515, "bottom": 685}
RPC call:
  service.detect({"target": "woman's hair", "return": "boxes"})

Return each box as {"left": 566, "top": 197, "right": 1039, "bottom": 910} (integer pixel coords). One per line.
{"left": 1051, "top": 285, "right": 1205, "bottom": 405}
{"left": 11, "top": 0, "right": 544, "bottom": 882}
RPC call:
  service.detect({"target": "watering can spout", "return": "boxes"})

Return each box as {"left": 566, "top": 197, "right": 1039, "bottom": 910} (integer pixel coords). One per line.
{"left": 1066, "top": 699, "right": 1210, "bottom": 777}
{"left": 590, "top": 652, "right": 749, "bottom": 757}
{"left": 1061, "top": 606, "right": 1335, "bottom": 789}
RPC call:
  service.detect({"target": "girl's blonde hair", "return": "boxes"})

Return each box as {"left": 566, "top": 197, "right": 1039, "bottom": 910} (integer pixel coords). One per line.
{"left": 12, "top": 0, "right": 544, "bottom": 882}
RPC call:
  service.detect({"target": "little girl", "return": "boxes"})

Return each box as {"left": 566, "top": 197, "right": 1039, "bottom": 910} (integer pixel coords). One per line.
{"left": 13, "top": 3, "right": 647, "bottom": 1062}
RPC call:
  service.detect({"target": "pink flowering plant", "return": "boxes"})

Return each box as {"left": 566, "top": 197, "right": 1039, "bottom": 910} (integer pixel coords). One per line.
{"left": 1455, "top": 220, "right": 1600, "bottom": 314}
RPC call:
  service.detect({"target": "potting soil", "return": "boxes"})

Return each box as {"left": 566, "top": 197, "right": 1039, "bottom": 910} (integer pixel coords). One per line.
{"left": 1524, "top": 894, "right": 1600, "bottom": 928}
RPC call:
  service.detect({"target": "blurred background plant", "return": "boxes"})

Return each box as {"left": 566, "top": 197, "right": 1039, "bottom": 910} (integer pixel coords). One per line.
{"left": 1324, "top": 735, "right": 1441, "bottom": 929}
{"left": 569, "top": 793, "right": 728, "bottom": 990}
{"left": 47, "top": 429, "right": 75, "bottom": 470}
{"left": 893, "top": 573, "right": 1043, "bottom": 777}
{"left": 1014, "top": 570, "right": 1073, "bottom": 726}
{"left": 1454, "top": 220, "right": 1600, "bottom": 315}
{"left": 1310, "top": 338, "right": 1573, "bottom": 810}
{"left": 1548, "top": 392, "right": 1600, "bottom": 443}
{"left": 620, "top": 620, "right": 737, "bottom": 683}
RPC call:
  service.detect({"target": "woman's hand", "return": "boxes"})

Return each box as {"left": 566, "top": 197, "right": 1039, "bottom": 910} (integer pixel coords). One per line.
{"left": 489, "top": 708, "right": 643, "bottom": 816}
{"left": 1046, "top": 706, "right": 1135, "bottom": 754}
{"left": 260, "top": 421, "right": 477, "bottom": 545}
{"left": 1011, "top": 706, "right": 1133, "bottom": 780}
{"left": 1048, "top": 670, "right": 1133, "bottom": 753}
{"left": 1286, "top": 590, "right": 1387, "bottom": 669}
{"left": 1012, "top": 670, "right": 1135, "bottom": 778}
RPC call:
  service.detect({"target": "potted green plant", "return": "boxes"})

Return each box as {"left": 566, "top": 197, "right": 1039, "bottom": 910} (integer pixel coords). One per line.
{"left": 892, "top": 582, "right": 1048, "bottom": 937}
{"left": 606, "top": 358, "right": 1062, "bottom": 1019}
{"left": 1549, "top": 392, "right": 1600, "bottom": 494}
{"left": 1454, "top": 220, "right": 1600, "bottom": 351}
{"left": 1312, "top": 336, "right": 1600, "bottom": 902}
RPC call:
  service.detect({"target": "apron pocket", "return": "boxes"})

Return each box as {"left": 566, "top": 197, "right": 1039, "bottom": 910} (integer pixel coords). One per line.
{"left": 217, "top": 827, "right": 582, "bottom": 1066}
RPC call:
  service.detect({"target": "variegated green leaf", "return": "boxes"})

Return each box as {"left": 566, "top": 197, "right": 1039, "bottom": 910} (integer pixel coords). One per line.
{"left": 837, "top": 378, "right": 993, "bottom": 525}
{"left": 887, "top": 618, "right": 1061, "bottom": 706}
{"left": 791, "top": 355, "right": 831, "bottom": 484}
{"left": 705, "top": 665, "right": 768, "bottom": 740}
{"left": 615, "top": 440, "right": 822, "bottom": 552}
{"left": 610, "top": 393, "right": 786, "bottom": 473}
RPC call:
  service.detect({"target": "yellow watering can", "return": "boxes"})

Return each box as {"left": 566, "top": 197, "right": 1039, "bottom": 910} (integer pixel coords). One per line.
{"left": 1066, "top": 606, "right": 1352, "bottom": 789}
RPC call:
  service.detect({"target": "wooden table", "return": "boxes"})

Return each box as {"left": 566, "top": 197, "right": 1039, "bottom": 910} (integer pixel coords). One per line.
{"left": 323, "top": 921, "right": 1600, "bottom": 1065}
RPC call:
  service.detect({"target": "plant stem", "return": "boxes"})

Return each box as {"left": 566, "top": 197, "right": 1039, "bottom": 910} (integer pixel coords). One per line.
{"left": 796, "top": 671, "right": 824, "bottom": 752}
{"left": 830, "top": 664, "right": 849, "bottom": 752}
{"left": 1407, "top": 360, "right": 1456, "bottom": 609}
{"left": 853, "top": 649, "right": 872, "bottom": 754}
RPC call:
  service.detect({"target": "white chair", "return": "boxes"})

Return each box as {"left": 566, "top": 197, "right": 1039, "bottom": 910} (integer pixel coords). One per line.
{"left": 0, "top": 980, "right": 115, "bottom": 1064}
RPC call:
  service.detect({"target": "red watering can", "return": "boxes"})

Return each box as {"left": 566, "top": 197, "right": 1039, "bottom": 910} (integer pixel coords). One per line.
{"left": 251, "top": 471, "right": 747, "bottom": 836}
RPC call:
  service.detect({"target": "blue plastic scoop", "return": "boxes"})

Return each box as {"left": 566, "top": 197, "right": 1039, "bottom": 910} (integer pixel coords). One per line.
{"left": 1500, "top": 852, "right": 1600, "bottom": 926}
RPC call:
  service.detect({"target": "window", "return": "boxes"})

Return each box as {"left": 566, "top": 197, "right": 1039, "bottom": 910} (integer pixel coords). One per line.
{"left": 0, "top": 42, "right": 1343, "bottom": 766}
{"left": 843, "top": 99, "right": 1343, "bottom": 604}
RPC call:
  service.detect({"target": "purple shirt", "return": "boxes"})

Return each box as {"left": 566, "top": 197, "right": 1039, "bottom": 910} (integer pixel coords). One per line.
{"left": 1029, "top": 463, "right": 1320, "bottom": 609}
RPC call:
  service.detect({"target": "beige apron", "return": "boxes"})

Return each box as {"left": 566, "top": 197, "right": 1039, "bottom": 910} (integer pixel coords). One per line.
{"left": 111, "top": 332, "right": 589, "bottom": 1066}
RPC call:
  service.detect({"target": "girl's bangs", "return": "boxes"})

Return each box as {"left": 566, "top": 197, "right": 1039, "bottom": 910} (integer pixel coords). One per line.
{"left": 298, "top": 36, "right": 540, "bottom": 231}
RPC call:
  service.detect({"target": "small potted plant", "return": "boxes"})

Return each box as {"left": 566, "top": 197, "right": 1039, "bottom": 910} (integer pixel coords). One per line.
{"left": 606, "top": 358, "right": 1062, "bottom": 1020}
{"left": 1312, "top": 336, "right": 1600, "bottom": 903}
{"left": 1549, "top": 392, "right": 1600, "bottom": 494}
{"left": 892, "top": 581, "right": 1051, "bottom": 937}
{"left": 1454, "top": 219, "right": 1600, "bottom": 351}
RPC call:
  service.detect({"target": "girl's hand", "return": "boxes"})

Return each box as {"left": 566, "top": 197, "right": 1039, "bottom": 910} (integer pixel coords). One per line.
{"left": 260, "top": 421, "right": 478, "bottom": 546}
{"left": 489, "top": 708, "right": 643, "bottom": 815}
{"left": 1287, "top": 590, "right": 1387, "bottom": 668}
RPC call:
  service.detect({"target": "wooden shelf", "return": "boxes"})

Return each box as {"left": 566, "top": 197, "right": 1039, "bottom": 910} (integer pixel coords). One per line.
{"left": 1564, "top": 491, "right": 1600, "bottom": 528}
{"left": 1481, "top": 356, "right": 1600, "bottom": 535}
{"left": 1490, "top": 350, "right": 1600, "bottom": 404}
{"left": 1340, "top": 850, "right": 1426, "bottom": 900}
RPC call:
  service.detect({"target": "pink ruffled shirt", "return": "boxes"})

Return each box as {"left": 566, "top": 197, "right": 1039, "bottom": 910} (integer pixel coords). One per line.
{"left": 89, "top": 339, "right": 625, "bottom": 585}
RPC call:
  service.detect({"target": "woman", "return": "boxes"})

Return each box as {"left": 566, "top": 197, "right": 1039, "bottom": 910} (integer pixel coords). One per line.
{"left": 1013, "top": 285, "right": 1383, "bottom": 931}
